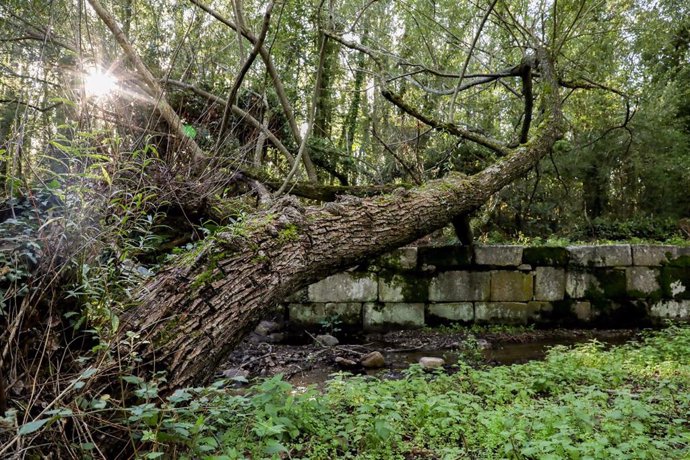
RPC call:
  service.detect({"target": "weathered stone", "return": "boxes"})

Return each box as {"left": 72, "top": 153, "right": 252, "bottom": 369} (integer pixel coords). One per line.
{"left": 650, "top": 300, "right": 690, "bottom": 319}
{"left": 572, "top": 301, "right": 592, "bottom": 321}
{"left": 285, "top": 288, "right": 308, "bottom": 303}
{"left": 378, "top": 247, "right": 418, "bottom": 270}
{"left": 522, "top": 247, "right": 570, "bottom": 266}
{"left": 308, "top": 273, "right": 377, "bottom": 302}
{"left": 254, "top": 320, "right": 282, "bottom": 336}
{"left": 363, "top": 302, "right": 425, "bottom": 329}
{"left": 567, "top": 245, "right": 632, "bottom": 267}
{"left": 419, "top": 357, "right": 445, "bottom": 369}
{"left": 517, "top": 264, "right": 533, "bottom": 271}
{"left": 266, "top": 332, "right": 286, "bottom": 344}
{"left": 490, "top": 271, "right": 533, "bottom": 302}
{"left": 528, "top": 301, "right": 553, "bottom": 313}
{"left": 534, "top": 267, "right": 566, "bottom": 301}
{"left": 222, "top": 368, "right": 249, "bottom": 380}
{"left": 632, "top": 245, "right": 678, "bottom": 266}
{"left": 474, "top": 245, "right": 524, "bottom": 266}
{"left": 418, "top": 246, "right": 473, "bottom": 269}
{"left": 378, "top": 273, "right": 428, "bottom": 302}
{"left": 595, "top": 268, "right": 628, "bottom": 299}
{"left": 429, "top": 271, "right": 490, "bottom": 301}
{"left": 659, "top": 266, "right": 690, "bottom": 300}
{"left": 427, "top": 302, "right": 474, "bottom": 322}
{"left": 288, "top": 302, "right": 362, "bottom": 326}
{"left": 361, "top": 351, "right": 385, "bottom": 368}
{"left": 626, "top": 267, "right": 660, "bottom": 296}
{"left": 474, "top": 302, "right": 539, "bottom": 323}
{"left": 335, "top": 357, "right": 358, "bottom": 367}
{"left": 565, "top": 272, "right": 600, "bottom": 299}
{"left": 315, "top": 334, "right": 339, "bottom": 347}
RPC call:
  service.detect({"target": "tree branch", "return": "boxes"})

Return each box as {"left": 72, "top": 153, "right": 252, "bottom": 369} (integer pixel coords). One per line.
{"left": 87, "top": 0, "right": 206, "bottom": 166}
{"left": 380, "top": 88, "right": 511, "bottom": 157}
{"left": 164, "top": 79, "right": 296, "bottom": 168}
{"left": 189, "top": 0, "right": 318, "bottom": 181}
{"left": 215, "top": 1, "right": 274, "bottom": 151}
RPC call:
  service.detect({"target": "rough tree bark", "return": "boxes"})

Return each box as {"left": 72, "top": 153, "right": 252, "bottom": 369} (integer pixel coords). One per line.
{"left": 110, "top": 51, "right": 563, "bottom": 391}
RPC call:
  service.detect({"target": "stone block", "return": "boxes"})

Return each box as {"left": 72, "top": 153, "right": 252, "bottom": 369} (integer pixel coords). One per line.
{"left": 363, "top": 302, "right": 425, "bottom": 329}
{"left": 534, "top": 267, "right": 566, "bottom": 301}
{"left": 528, "top": 301, "right": 553, "bottom": 313}
{"left": 650, "top": 300, "right": 690, "bottom": 319}
{"left": 474, "top": 302, "right": 539, "bottom": 323}
{"left": 288, "top": 302, "right": 362, "bottom": 326}
{"left": 285, "top": 288, "right": 308, "bottom": 303}
{"left": 567, "top": 245, "right": 632, "bottom": 267}
{"left": 626, "top": 267, "right": 660, "bottom": 296}
{"left": 417, "top": 246, "right": 473, "bottom": 269}
{"left": 308, "top": 272, "right": 378, "bottom": 302}
{"left": 378, "top": 247, "right": 418, "bottom": 270}
{"left": 429, "top": 271, "right": 490, "bottom": 301}
{"left": 632, "top": 245, "right": 678, "bottom": 266}
{"left": 427, "top": 302, "right": 474, "bottom": 322}
{"left": 474, "top": 245, "right": 524, "bottom": 266}
{"left": 490, "top": 271, "right": 533, "bottom": 301}
{"left": 378, "top": 273, "right": 428, "bottom": 302}
{"left": 565, "top": 272, "right": 600, "bottom": 299}
{"left": 659, "top": 266, "right": 690, "bottom": 300}
{"left": 522, "top": 247, "right": 570, "bottom": 266}
{"left": 572, "top": 301, "right": 592, "bottom": 321}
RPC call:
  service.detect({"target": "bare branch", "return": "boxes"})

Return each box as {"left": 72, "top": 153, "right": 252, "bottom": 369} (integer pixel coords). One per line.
{"left": 215, "top": 1, "right": 274, "bottom": 151}
{"left": 0, "top": 99, "right": 63, "bottom": 113}
{"left": 381, "top": 88, "right": 511, "bottom": 157}
{"left": 449, "top": 0, "right": 499, "bottom": 121}
{"left": 189, "top": 0, "right": 318, "bottom": 181}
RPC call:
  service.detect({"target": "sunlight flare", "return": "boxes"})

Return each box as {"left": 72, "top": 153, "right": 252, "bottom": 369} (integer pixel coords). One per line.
{"left": 84, "top": 68, "right": 118, "bottom": 97}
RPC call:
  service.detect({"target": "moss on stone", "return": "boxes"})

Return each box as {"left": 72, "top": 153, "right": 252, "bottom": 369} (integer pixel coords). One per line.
{"left": 380, "top": 271, "right": 429, "bottom": 302}
{"left": 659, "top": 266, "right": 690, "bottom": 300}
{"left": 592, "top": 268, "right": 627, "bottom": 300}
{"left": 665, "top": 255, "right": 690, "bottom": 268}
{"left": 522, "top": 247, "right": 570, "bottom": 266}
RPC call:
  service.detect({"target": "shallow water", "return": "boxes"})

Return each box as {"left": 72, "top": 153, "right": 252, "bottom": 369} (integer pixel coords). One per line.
{"left": 289, "top": 330, "right": 637, "bottom": 386}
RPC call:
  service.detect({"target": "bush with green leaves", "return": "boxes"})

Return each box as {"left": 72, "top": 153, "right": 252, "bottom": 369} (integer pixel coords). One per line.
{"left": 113, "top": 325, "right": 690, "bottom": 459}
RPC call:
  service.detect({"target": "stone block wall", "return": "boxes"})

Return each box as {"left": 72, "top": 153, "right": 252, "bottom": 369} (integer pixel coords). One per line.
{"left": 286, "top": 245, "right": 690, "bottom": 330}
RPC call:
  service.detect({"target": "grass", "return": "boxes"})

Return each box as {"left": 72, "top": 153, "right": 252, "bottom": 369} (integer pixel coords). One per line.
{"left": 123, "top": 325, "right": 690, "bottom": 459}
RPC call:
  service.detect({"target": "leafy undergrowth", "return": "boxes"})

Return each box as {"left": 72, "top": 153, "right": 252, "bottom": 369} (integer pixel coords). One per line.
{"left": 130, "top": 326, "right": 690, "bottom": 459}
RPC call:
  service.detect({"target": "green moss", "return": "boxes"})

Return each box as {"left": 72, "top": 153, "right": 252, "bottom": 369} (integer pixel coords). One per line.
{"left": 190, "top": 250, "right": 226, "bottom": 290}
{"left": 522, "top": 247, "right": 570, "bottom": 266}
{"left": 154, "top": 316, "right": 180, "bottom": 347}
{"left": 592, "top": 268, "right": 627, "bottom": 300}
{"left": 381, "top": 272, "right": 429, "bottom": 302}
{"left": 278, "top": 224, "right": 299, "bottom": 243}
{"left": 665, "top": 255, "right": 690, "bottom": 268}
{"left": 659, "top": 266, "right": 690, "bottom": 300}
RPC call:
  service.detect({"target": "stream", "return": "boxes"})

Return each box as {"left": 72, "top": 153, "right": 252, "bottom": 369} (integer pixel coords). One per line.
{"left": 288, "top": 330, "right": 638, "bottom": 387}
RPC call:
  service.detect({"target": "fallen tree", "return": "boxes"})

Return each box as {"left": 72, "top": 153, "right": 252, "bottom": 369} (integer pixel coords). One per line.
{"left": 108, "top": 48, "right": 563, "bottom": 393}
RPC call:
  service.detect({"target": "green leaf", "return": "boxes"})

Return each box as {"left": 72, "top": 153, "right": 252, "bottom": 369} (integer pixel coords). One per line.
{"left": 18, "top": 418, "right": 51, "bottom": 436}
{"left": 263, "top": 439, "right": 288, "bottom": 455}
{"left": 182, "top": 124, "right": 197, "bottom": 139}
{"left": 122, "top": 375, "right": 144, "bottom": 385}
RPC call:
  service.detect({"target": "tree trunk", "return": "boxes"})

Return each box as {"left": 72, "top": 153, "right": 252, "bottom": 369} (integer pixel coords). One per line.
{"left": 113, "top": 100, "right": 563, "bottom": 390}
